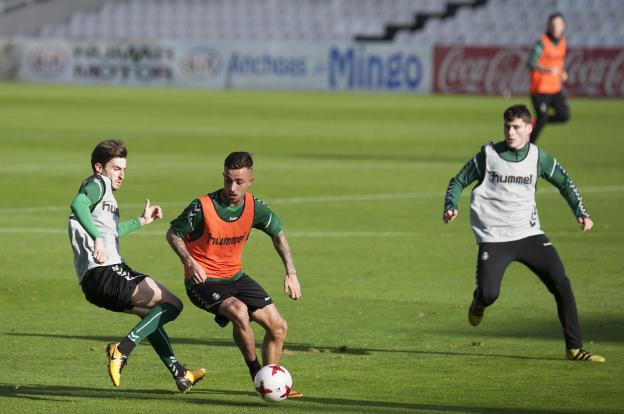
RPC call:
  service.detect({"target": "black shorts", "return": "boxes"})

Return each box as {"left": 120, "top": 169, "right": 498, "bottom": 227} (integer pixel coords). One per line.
{"left": 81, "top": 263, "right": 147, "bottom": 312}
{"left": 186, "top": 274, "right": 273, "bottom": 327}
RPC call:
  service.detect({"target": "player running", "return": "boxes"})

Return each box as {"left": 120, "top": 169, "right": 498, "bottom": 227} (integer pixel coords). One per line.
{"left": 68, "top": 139, "right": 205, "bottom": 391}
{"left": 527, "top": 12, "right": 570, "bottom": 143}
{"left": 443, "top": 105, "right": 604, "bottom": 362}
{"left": 166, "top": 151, "right": 303, "bottom": 397}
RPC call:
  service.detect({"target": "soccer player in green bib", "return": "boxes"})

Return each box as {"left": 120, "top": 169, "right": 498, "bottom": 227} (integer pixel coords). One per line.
{"left": 68, "top": 139, "right": 205, "bottom": 390}
{"left": 443, "top": 104, "right": 604, "bottom": 362}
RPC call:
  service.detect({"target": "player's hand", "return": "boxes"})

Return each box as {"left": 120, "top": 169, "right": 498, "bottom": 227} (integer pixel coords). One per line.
{"left": 443, "top": 209, "right": 458, "bottom": 224}
{"left": 284, "top": 273, "right": 301, "bottom": 300}
{"left": 578, "top": 216, "right": 593, "bottom": 232}
{"left": 140, "top": 199, "right": 163, "bottom": 226}
{"left": 561, "top": 70, "right": 568, "bottom": 82}
{"left": 187, "top": 259, "right": 207, "bottom": 284}
{"left": 550, "top": 66, "right": 560, "bottom": 76}
{"left": 93, "top": 237, "right": 107, "bottom": 264}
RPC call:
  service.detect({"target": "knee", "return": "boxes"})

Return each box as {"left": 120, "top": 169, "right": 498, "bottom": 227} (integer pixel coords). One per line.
{"left": 226, "top": 303, "right": 251, "bottom": 327}
{"left": 561, "top": 111, "right": 570, "bottom": 122}
{"left": 168, "top": 296, "right": 183, "bottom": 313}
{"left": 478, "top": 289, "right": 499, "bottom": 307}
{"left": 269, "top": 317, "right": 287, "bottom": 341}
{"left": 550, "top": 275, "right": 572, "bottom": 296}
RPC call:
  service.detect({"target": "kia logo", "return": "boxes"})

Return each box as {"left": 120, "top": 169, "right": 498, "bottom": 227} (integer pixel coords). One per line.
{"left": 27, "top": 44, "right": 70, "bottom": 79}
{"left": 179, "top": 47, "right": 223, "bottom": 80}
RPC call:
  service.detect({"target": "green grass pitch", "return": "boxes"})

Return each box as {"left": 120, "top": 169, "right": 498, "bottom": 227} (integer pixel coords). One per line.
{"left": 1, "top": 82, "right": 623, "bottom": 413}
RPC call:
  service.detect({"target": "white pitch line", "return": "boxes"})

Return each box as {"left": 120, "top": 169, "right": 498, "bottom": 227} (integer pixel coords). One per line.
{"left": 1, "top": 185, "right": 623, "bottom": 214}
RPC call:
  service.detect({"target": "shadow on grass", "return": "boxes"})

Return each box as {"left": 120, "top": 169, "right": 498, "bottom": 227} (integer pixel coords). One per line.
{"left": 442, "top": 315, "right": 624, "bottom": 344}
{"left": 0, "top": 383, "right": 575, "bottom": 413}
{"left": 6, "top": 332, "right": 563, "bottom": 362}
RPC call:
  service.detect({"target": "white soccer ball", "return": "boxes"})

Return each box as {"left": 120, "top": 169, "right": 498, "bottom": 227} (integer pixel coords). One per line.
{"left": 253, "top": 364, "right": 293, "bottom": 403}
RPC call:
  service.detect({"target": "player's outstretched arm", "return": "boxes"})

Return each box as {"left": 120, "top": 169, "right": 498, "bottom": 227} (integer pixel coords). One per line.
{"left": 272, "top": 231, "right": 301, "bottom": 300}
{"left": 165, "top": 228, "right": 206, "bottom": 284}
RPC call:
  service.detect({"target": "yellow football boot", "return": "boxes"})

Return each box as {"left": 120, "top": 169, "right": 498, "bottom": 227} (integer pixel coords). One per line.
{"left": 106, "top": 342, "right": 128, "bottom": 387}
{"left": 566, "top": 348, "right": 605, "bottom": 363}
{"left": 175, "top": 368, "right": 206, "bottom": 393}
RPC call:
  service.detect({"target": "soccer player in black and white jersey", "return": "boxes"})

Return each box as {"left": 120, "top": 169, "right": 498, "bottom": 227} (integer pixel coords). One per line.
{"left": 443, "top": 104, "right": 604, "bottom": 362}
{"left": 68, "top": 139, "right": 205, "bottom": 390}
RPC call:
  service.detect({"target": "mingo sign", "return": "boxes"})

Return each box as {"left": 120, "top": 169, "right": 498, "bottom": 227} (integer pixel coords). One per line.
{"left": 328, "top": 44, "right": 431, "bottom": 92}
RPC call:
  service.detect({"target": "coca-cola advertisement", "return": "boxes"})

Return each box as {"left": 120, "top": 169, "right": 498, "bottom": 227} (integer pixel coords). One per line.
{"left": 434, "top": 46, "right": 624, "bottom": 98}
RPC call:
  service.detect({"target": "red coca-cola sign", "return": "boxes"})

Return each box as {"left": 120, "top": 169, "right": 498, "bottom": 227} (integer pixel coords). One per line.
{"left": 434, "top": 46, "right": 624, "bottom": 97}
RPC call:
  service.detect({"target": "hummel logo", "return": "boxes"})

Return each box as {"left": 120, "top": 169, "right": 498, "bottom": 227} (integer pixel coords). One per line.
{"left": 264, "top": 297, "right": 271, "bottom": 301}
{"left": 481, "top": 251, "right": 489, "bottom": 261}
{"left": 212, "top": 293, "right": 221, "bottom": 301}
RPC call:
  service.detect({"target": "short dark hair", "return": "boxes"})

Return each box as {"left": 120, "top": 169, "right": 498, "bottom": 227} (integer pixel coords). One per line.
{"left": 547, "top": 12, "right": 565, "bottom": 26}
{"left": 224, "top": 151, "right": 253, "bottom": 170}
{"left": 91, "top": 139, "right": 127, "bottom": 172}
{"left": 503, "top": 104, "right": 532, "bottom": 124}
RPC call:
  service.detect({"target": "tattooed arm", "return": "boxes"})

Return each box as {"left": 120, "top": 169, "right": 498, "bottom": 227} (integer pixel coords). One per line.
{"left": 272, "top": 231, "right": 301, "bottom": 300}
{"left": 166, "top": 229, "right": 206, "bottom": 284}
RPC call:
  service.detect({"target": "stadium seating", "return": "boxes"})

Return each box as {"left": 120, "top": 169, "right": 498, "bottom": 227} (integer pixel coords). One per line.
{"left": 37, "top": 0, "right": 624, "bottom": 46}
{"left": 396, "top": 0, "right": 624, "bottom": 46}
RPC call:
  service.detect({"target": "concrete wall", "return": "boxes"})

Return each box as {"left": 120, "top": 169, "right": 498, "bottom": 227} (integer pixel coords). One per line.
{"left": 0, "top": 0, "right": 113, "bottom": 37}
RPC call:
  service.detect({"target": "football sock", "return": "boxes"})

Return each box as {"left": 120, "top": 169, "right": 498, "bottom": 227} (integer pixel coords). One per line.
{"left": 117, "top": 337, "right": 136, "bottom": 356}
{"left": 120, "top": 303, "right": 181, "bottom": 357}
{"left": 245, "top": 357, "right": 261, "bottom": 378}
{"left": 148, "top": 327, "right": 187, "bottom": 377}
{"left": 167, "top": 361, "right": 186, "bottom": 378}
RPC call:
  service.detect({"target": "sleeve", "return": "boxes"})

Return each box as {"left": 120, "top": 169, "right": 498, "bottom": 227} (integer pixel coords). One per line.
{"left": 527, "top": 39, "right": 544, "bottom": 70}
{"left": 443, "top": 149, "right": 485, "bottom": 211}
{"left": 118, "top": 217, "right": 142, "bottom": 237}
{"left": 169, "top": 199, "right": 205, "bottom": 240}
{"left": 253, "top": 197, "right": 283, "bottom": 238}
{"left": 539, "top": 149, "right": 591, "bottom": 218}
{"left": 70, "top": 178, "right": 104, "bottom": 240}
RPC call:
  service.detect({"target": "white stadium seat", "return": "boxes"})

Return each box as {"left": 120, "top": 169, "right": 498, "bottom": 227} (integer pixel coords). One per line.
{"left": 38, "top": 0, "right": 623, "bottom": 47}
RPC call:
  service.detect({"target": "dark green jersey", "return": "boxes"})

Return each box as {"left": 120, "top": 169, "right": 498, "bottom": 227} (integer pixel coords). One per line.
{"left": 169, "top": 189, "right": 283, "bottom": 241}
{"left": 444, "top": 141, "right": 590, "bottom": 219}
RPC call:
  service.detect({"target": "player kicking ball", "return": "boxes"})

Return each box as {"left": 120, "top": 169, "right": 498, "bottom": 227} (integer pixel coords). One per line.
{"left": 166, "top": 151, "right": 304, "bottom": 397}
{"left": 443, "top": 105, "right": 604, "bottom": 362}
{"left": 68, "top": 139, "right": 205, "bottom": 391}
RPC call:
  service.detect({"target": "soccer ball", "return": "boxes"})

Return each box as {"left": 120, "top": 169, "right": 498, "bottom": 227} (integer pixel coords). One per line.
{"left": 253, "top": 364, "right": 293, "bottom": 403}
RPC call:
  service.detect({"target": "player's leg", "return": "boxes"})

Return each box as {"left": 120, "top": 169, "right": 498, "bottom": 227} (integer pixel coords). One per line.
{"left": 530, "top": 93, "right": 549, "bottom": 143}
{"left": 251, "top": 304, "right": 287, "bottom": 366}
{"left": 240, "top": 276, "right": 302, "bottom": 398}
{"left": 114, "top": 275, "right": 182, "bottom": 361}
{"left": 469, "top": 241, "right": 516, "bottom": 326}
{"left": 126, "top": 305, "right": 203, "bottom": 391}
{"left": 516, "top": 234, "right": 604, "bottom": 362}
{"left": 548, "top": 92, "right": 570, "bottom": 124}
{"left": 230, "top": 275, "right": 284, "bottom": 372}
{"left": 80, "top": 265, "right": 169, "bottom": 387}
{"left": 108, "top": 267, "right": 204, "bottom": 389}
{"left": 218, "top": 296, "right": 261, "bottom": 378}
